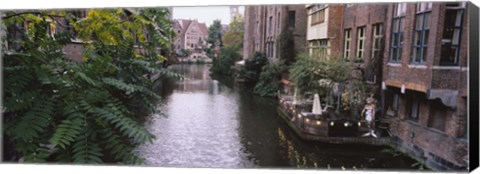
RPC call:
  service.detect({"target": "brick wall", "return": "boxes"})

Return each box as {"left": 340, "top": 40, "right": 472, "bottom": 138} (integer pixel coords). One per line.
{"left": 342, "top": 4, "right": 388, "bottom": 63}
{"left": 382, "top": 2, "right": 469, "bottom": 170}
{"left": 289, "top": 5, "right": 308, "bottom": 54}
{"left": 327, "top": 5, "right": 345, "bottom": 58}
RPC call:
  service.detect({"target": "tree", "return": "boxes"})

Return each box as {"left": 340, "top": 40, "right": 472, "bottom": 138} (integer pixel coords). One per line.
{"left": 207, "top": 19, "right": 223, "bottom": 48}
{"left": 276, "top": 27, "right": 296, "bottom": 65}
{"left": 222, "top": 15, "right": 244, "bottom": 50}
{"left": 254, "top": 59, "right": 287, "bottom": 97}
{"left": 178, "top": 48, "right": 192, "bottom": 58}
{"left": 2, "top": 8, "right": 181, "bottom": 164}
{"left": 210, "top": 45, "right": 242, "bottom": 75}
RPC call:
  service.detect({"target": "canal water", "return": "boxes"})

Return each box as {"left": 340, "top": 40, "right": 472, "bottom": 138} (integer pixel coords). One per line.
{"left": 135, "top": 64, "right": 419, "bottom": 170}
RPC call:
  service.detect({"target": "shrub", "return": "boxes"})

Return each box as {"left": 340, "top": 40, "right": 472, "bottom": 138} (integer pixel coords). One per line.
{"left": 253, "top": 60, "right": 286, "bottom": 97}
{"left": 288, "top": 53, "right": 327, "bottom": 97}
{"left": 236, "top": 52, "right": 268, "bottom": 86}
{"left": 210, "top": 45, "right": 242, "bottom": 75}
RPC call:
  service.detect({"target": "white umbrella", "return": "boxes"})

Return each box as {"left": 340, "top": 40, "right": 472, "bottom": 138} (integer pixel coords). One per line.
{"left": 292, "top": 87, "right": 299, "bottom": 105}
{"left": 312, "top": 93, "right": 323, "bottom": 115}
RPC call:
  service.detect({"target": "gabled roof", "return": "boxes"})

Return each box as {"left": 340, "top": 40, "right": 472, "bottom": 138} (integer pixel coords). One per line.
{"left": 181, "top": 19, "right": 192, "bottom": 30}
{"left": 198, "top": 22, "right": 208, "bottom": 36}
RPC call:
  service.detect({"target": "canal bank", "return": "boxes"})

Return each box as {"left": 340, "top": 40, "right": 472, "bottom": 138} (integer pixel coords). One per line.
{"left": 134, "top": 64, "right": 421, "bottom": 170}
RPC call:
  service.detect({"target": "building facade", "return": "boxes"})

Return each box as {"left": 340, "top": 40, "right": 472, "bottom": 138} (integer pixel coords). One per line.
{"left": 341, "top": 4, "right": 389, "bottom": 86}
{"left": 172, "top": 19, "right": 209, "bottom": 59}
{"left": 306, "top": 4, "right": 344, "bottom": 60}
{"left": 243, "top": 5, "right": 307, "bottom": 60}
{"left": 382, "top": 2, "right": 469, "bottom": 170}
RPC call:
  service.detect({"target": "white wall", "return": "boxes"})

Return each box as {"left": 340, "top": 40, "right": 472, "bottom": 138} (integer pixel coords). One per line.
{"left": 306, "top": 7, "right": 329, "bottom": 41}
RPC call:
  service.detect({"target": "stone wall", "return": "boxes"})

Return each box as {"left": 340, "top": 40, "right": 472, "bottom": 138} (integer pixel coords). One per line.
{"left": 63, "top": 42, "right": 84, "bottom": 63}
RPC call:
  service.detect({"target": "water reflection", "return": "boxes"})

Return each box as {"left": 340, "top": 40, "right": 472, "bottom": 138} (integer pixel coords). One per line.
{"left": 135, "top": 64, "right": 417, "bottom": 170}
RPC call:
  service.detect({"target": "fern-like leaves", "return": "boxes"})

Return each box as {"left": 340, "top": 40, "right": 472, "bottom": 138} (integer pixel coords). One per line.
{"left": 50, "top": 119, "right": 84, "bottom": 149}
{"left": 13, "top": 99, "right": 55, "bottom": 142}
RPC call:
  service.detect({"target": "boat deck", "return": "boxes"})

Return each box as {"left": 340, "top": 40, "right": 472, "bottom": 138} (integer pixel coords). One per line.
{"left": 277, "top": 95, "right": 390, "bottom": 145}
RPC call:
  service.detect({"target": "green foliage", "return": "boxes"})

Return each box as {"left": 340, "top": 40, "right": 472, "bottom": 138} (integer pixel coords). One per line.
{"left": 276, "top": 28, "right": 296, "bottom": 65}
{"left": 222, "top": 15, "right": 244, "bottom": 50}
{"left": 290, "top": 54, "right": 352, "bottom": 95}
{"left": 2, "top": 8, "right": 181, "bottom": 164}
{"left": 207, "top": 19, "right": 223, "bottom": 47}
{"left": 288, "top": 53, "right": 327, "bottom": 97}
{"left": 178, "top": 48, "right": 191, "bottom": 58}
{"left": 236, "top": 52, "right": 268, "bottom": 86}
{"left": 254, "top": 60, "right": 286, "bottom": 97}
{"left": 210, "top": 45, "right": 242, "bottom": 75}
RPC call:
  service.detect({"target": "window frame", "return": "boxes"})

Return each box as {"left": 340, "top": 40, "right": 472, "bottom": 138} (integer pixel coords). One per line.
{"left": 310, "top": 5, "right": 326, "bottom": 26}
{"left": 389, "top": 3, "right": 406, "bottom": 63}
{"left": 356, "top": 26, "right": 366, "bottom": 61}
{"left": 427, "top": 99, "right": 447, "bottom": 132}
{"left": 407, "top": 97, "right": 420, "bottom": 121}
{"left": 392, "top": 93, "right": 399, "bottom": 111}
{"left": 288, "top": 10, "right": 296, "bottom": 29}
{"left": 371, "top": 23, "right": 384, "bottom": 59}
{"left": 269, "top": 16, "right": 273, "bottom": 34}
{"left": 310, "top": 39, "right": 329, "bottom": 60}
{"left": 411, "top": 2, "right": 432, "bottom": 65}
{"left": 440, "top": 2, "right": 466, "bottom": 66}
{"left": 344, "top": 29, "right": 352, "bottom": 61}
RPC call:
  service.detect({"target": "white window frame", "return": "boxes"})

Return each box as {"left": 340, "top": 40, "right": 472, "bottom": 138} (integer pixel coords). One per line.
{"left": 344, "top": 29, "right": 351, "bottom": 60}
{"left": 356, "top": 26, "right": 366, "bottom": 60}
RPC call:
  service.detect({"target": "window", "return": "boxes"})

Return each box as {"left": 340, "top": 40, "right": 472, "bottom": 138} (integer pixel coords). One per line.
{"left": 411, "top": 2, "right": 432, "bottom": 64}
{"left": 440, "top": 2, "right": 466, "bottom": 65}
{"left": 428, "top": 99, "right": 447, "bottom": 131}
{"left": 356, "top": 26, "right": 366, "bottom": 61}
{"left": 266, "top": 42, "right": 274, "bottom": 58}
{"left": 132, "top": 30, "right": 138, "bottom": 45}
{"left": 390, "top": 3, "right": 406, "bottom": 62}
{"left": 288, "top": 11, "right": 296, "bottom": 29}
{"left": 406, "top": 96, "right": 420, "bottom": 121}
{"left": 392, "top": 94, "right": 399, "bottom": 111}
{"left": 395, "top": 3, "right": 407, "bottom": 16}
{"left": 344, "top": 29, "right": 351, "bottom": 60}
{"left": 269, "top": 16, "right": 273, "bottom": 33}
{"left": 277, "top": 12, "right": 281, "bottom": 31}
{"left": 310, "top": 39, "right": 329, "bottom": 60}
{"left": 371, "top": 24, "right": 383, "bottom": 58}
{"left": 310, "top": 6, "right": 325, "bottom": 25}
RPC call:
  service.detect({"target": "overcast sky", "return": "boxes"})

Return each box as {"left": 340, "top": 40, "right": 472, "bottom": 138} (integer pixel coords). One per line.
{"left": 172, "top": 6, "right": 244, "bottom": 26}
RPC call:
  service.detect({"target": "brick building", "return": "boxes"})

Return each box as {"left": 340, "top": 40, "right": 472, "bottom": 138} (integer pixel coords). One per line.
{"left": 243, "top": 5, "right": 307, "bottom": 60}
{"left": 382, "top": 2, "right": 469, "bottom": 170}
{"left": 306, "top": 4, "right": 344, "bottom": 60}
{"left": 340, "top": 3, "right": 389, "bottom": 90}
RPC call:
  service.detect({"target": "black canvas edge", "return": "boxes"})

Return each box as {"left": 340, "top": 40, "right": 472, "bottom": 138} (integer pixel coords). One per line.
{"left": 468, "top": 1, "right": 479, "bottom": 172}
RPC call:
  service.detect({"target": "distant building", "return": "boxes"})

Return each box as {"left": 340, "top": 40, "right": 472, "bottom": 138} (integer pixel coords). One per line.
{"left": 172, "top": 19, "right": 209, "bottom": 59}
{"left": 382, "top": 2, "right": 469, "bottom": 170}
{"left": 230, "top": 6, "right": 242, "bottom": 21}
{"left": 243, "top": 5, "right": 307, "bottom": 60}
